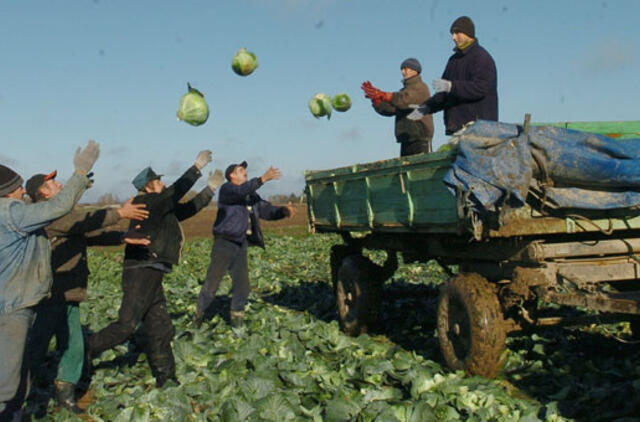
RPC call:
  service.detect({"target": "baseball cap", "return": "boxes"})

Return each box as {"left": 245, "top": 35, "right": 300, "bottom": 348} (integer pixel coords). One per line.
{"left": 224, "top": 161, "right": 247, "bottom": 181}
{"left": 132, "top": 167, "right": 162, "bottom": 191}
{"left": 26, "top": 170, "right": 57, "bottom": 201}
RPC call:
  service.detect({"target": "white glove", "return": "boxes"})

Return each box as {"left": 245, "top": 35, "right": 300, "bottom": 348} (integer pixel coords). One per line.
{"left": 74, "top": 140, "right": 100, "bottom": 175}
{"left": 433, "top": 79, "right": 452, "bottom": 94}
{"left": 194, "top": 150, "right": 212, "bottom": 170}
{"left": 207, "top": 169, "right": 224, "bottom": 191}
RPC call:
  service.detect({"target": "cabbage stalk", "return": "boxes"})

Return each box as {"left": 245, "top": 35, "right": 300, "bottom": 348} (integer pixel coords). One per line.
{"left": 331, "top": 93, "right": 351, "bottom": 112}
{"left": 232, "top": 48, "right": 259, "bottom": 76}
{"left": 309, "top": 93, "right": 332, "bottom": 119}
{"left": 177, "top": 83, "right": 209, "bottom": 126}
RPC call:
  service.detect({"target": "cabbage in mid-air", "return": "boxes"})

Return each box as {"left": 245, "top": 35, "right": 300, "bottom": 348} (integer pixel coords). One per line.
{"left": 177, "top": 83, "right": 209, "bottom": 126}
{"left": 232, "top": 48, "right": 259, "bottom": 76}
{"left": 309, "top": 93, "right": 332, "bottom": 119}
{"left": 331, "top": 93, "right": 352, "bottom": 112}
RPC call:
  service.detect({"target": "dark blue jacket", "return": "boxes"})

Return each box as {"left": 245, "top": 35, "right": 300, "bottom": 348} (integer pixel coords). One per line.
{"left": 426, "top": 41, "right": 498, "bottom": 135}
{"left": 213, "top": 178, "right": 288, "bottom": 248}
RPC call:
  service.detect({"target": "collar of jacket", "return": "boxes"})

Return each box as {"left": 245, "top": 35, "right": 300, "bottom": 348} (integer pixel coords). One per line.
{"left": 453, "top": 39, "right": 477, "bottom": 54}
{"left": 402, "top": 74, "right": 423, "bottom": 87}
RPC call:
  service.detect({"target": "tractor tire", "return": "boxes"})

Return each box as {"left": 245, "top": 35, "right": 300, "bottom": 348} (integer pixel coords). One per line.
{"left": 335, "top": 254, "right": 382, "bottom": 336}
{"left": 437, "top": 273, "right": 507, "bottom": 378}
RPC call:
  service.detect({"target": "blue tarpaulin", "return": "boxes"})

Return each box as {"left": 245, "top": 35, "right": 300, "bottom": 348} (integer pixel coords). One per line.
{"left": 443, "top": 120, "right": 640, "bottom": 211}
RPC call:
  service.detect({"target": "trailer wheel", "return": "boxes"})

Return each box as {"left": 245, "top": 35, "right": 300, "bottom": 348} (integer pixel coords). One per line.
{"left": 437, "top": 273, "right": 507, "bottom": 378}
{"left": 335, "top": 254, "right": 381, "bottom": 336}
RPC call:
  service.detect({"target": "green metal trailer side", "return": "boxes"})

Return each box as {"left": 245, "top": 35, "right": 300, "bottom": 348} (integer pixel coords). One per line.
{"left": 305, "top": 120, "right": 640, "bottom": 379}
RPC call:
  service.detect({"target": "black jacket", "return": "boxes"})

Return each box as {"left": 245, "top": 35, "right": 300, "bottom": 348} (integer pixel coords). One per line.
{"left": 213, "top": 177, "right": 288, "bottom": 248}
{"left": 426, "top": 41, "right": 498, "bottom": 135}
{"left": 124, "top": 165, "right": 212, "bottom": 266}
{"left": 373, "top": 75, "right": 434, "bottom": 145}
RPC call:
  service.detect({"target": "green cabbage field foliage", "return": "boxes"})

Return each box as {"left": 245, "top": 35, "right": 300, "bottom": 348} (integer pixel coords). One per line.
{"left": 32, "top": 235, "right": 640, "bottom": 421}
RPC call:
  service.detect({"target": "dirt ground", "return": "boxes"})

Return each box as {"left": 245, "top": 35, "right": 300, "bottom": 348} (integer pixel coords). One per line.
{"left": 180, "top": 204, "right": 309, "bottom": 239}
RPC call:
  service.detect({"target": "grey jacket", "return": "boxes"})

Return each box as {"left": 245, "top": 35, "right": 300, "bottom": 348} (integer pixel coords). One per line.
{"left": 0, "top": 172, "right": 88, "bottom": 314}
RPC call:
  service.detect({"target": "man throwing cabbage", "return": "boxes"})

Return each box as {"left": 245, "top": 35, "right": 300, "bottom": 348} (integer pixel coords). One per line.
{"left": 361, "top": 57, "right": 434, "bottom": 156}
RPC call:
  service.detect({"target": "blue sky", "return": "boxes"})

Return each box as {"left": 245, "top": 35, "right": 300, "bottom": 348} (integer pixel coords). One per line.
{"left": 1, "top": 0, "right": 638, "bottom": 202}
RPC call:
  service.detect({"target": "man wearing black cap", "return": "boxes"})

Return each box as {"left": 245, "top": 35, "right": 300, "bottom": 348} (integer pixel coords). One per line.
{"left": 419, "top": 16, "right": 498, "bottom": 135}
{"left": 194, "top": 162, "right": 295, "bottom": 328}
{"left": 87, "top": 150, "right": 223, "bottom": 388}
{"left": 361, "top": 58, "right": 434, "bottom": 156}
{"left": 0, "top": 141, "right": 99, "bottom": 421}
{"left": 25, "top": 170, "right": 148, "bottom": 413}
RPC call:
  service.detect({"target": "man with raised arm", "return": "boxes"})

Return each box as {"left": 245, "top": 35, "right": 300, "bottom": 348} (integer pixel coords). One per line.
{"left": 0, "top": 141, "right": 99, "bottom": 421}
{"left": 25, "top": 170, "right": 149, "bottom": 414}
{"left": 194, "top": 161, "right": 295, "bottom": 329}
{"left": 87, "top": 150, "right": 223, "bottom": 388}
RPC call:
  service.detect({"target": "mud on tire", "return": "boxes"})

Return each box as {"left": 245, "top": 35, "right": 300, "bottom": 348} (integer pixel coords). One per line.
{"left": 335, "top": 254, "right": 382, "bottom": 336}
{"left": 437, "top": 273, "right": 507, "bottom": 378}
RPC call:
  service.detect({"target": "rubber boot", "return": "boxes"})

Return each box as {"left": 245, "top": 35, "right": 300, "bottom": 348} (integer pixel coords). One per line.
{"left": 230, "top": 310, "right": 244, "bottom": 328}
{"left": 54, "top": 380, "right": 83, "bottom": 414}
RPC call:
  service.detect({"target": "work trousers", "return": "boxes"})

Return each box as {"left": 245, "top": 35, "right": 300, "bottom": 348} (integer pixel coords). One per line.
{"left": 197, "top": 237, "right": 250, "bottom": 314}
{"left": 88, "top": 266, "right": 175, "bottom": 383}
{"left": 28, "top": 303, "right": 84, "bottom": 385}
{"left": 400, "top": 140, "right": 431, "bottom": 156}
{"left": 0, "top": 308, "right": 34, "bottom": 421}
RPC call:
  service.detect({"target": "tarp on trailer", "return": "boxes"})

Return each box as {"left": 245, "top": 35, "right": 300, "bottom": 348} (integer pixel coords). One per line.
{"left": 443, "top": 120, "right": 640, "bottom": 211}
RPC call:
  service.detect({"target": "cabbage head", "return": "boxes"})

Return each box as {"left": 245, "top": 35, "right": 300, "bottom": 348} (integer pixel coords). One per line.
{"left": 309, "top": 93, "right": 332, "bottom": 120}
{"left": 232, "top": 48, "right": 259, "bottom": 76}
{"left": 331, "top": 93, "right": 351, "bottom": 112}
{"left": 177, "top": 83, "right": 209, "bottom": 126}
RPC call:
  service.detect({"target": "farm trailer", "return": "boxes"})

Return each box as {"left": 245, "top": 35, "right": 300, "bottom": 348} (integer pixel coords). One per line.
{"left": 304, "top": 119, "right": 640, "bottom": 378}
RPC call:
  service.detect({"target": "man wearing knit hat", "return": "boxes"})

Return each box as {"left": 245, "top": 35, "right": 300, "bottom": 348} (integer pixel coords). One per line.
{"left": 417, "top": 16, "right": 498, "bottom": 136}
{"left": 0, "top": 141, "right": 99, "bottom": 421}
{"left": 361, "top": 57, "right": 434, "bottom": 156}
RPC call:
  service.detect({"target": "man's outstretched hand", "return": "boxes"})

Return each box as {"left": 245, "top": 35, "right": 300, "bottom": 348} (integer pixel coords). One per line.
{"left": 284, "top": 201, "right": 296, "bottom": 218}
{"left": 261, "top": 166, "right": 281, "bottom": 184}
{"left": 117, "top": 197, "right": 149, "bottom": 220}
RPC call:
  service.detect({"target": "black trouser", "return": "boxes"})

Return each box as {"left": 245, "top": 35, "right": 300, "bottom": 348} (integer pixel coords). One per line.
{"left": 197, "top": 237, "right": 250, "bottom": 314}
{"left": 88, "top": 266, "right": 175, "bottom": 383}
{"left": 400, "top": 139, "right": 431, "bottom": 156}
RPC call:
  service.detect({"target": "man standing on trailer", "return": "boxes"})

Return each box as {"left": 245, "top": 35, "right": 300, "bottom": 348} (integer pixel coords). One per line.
{"left": 418, "top": 16, "right": 498, "bottom": 135}
{"left": 361, "top": 57, "right": 434, "bottom": 156}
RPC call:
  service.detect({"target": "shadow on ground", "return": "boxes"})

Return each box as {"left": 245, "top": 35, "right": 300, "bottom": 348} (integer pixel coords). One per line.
{"left": 260, "top": 278, "right": 640, "bottom": 421}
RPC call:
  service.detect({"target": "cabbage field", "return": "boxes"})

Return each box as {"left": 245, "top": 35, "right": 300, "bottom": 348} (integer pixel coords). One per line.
{"left": 29, "top": 234, "right": 640, "bottom": 421}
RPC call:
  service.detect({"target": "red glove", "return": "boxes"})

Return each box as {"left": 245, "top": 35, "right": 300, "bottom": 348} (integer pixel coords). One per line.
{"left": 361, "top": 81, "right": 393, "bottom": 103}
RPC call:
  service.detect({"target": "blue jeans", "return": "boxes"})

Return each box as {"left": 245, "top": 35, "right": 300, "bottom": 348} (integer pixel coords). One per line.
{"left": 0, "top": 308, "right": 34, "bottom": 420}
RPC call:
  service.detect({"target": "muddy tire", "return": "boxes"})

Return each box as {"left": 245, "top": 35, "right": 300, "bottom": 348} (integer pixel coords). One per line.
{"left": 437, "top": 273, "right": 507, "bottom": 378}
{"left": 335, "top": 254, "right": 381, "bottom": 336}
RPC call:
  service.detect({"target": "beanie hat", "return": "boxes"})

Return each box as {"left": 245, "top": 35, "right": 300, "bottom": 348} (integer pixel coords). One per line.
{"left": 0, "top": 164, "right": 24, "bottom": 197}
{"left": 400, "top": 58, "right": 422, "bottom": 74}
{"left": 450, "top": 16, "right": 475, "bottom": 38}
